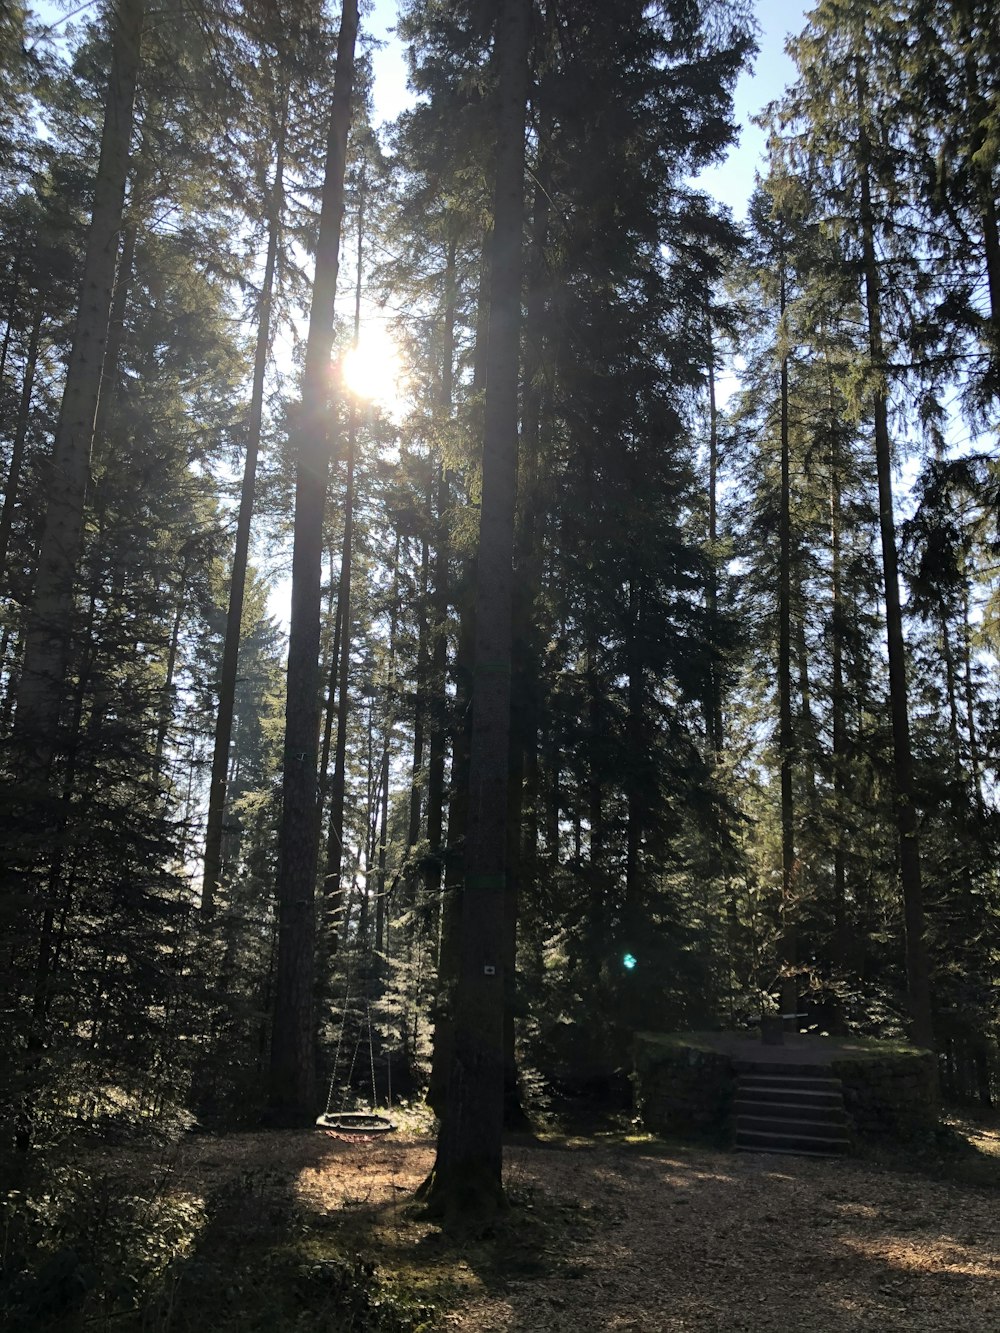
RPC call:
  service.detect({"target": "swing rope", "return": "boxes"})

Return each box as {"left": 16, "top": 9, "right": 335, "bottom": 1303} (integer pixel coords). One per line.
{"left": 344, "top": 1014, "right": 364, "bottom": 1109}
{"left": 315, "top": 875, "right": 395, "bottom": 1132}
{"left": 366, "top": 994, "right": 378, "bottom": 1110}
{"left": 323, "top": 978, "right": 351, "bottom": 1117}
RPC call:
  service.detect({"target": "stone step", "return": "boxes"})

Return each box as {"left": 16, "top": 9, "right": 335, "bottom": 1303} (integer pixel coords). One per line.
{"left": 734, "top": 1143, "right": 847, "bottom": 1159}
{"left": 734, "top": 1061, "right": 830, "bottom": 1076}
{"left": 738, "top": 1073, "right": 842, "bottom": 1094}
{"left": 736, "top": 1113, "right": 849, "bottom": 1141}
{"left": 736, "top": 1084, "right": 844, "bottom": 1109}
{"left": 735, "top": 1126, "right": 849, "bottom": 1155}
{"left": 733, "top": 1063, "right": 850, "bottom": 1157}
{"left": 734, "top": 1096, "right": 848, "bottom": 1125}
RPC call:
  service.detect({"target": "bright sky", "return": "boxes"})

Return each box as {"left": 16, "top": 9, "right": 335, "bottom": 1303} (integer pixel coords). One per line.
{"left": 696, "top": 2, "right": 806, "bottom": 216}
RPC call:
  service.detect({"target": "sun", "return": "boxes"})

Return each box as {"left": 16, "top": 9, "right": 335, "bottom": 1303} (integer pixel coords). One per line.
{"left": 341, "top": 325, "right": 406, "bottom": 411}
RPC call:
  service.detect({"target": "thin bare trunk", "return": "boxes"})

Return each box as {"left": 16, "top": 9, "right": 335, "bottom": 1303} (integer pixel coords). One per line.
{"left": 408, "top": 524, "right": 429, "bottom": 847}
{"left": 203, "top": 107, "right": 287, "bottom": 916}
{"left": 856, "top": 62, "right": 933, "bottom": 1048}
{"left": 269, "top": 0, "right": 358, "bottom": 1124}
{"left": 153, "top": 560, "right": 188, "bottom": 778}
{"left": 828, "top": 366, "right": 848, "bottom": 979}
{"left": 778, "top": 261, "right": 797, "bottom": 1023}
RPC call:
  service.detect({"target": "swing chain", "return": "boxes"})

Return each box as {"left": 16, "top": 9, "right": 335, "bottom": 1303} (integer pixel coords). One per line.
{"left": 367, "top": 995, "right": 377, "bottom": 1110}
{"left": 324, "top": 980, "right": 350, "bottom": 1117}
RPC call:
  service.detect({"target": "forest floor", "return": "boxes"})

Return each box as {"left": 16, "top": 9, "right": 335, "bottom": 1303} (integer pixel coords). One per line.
{"left": 24, "top": 1106, "right": 999, "bottom": 1332}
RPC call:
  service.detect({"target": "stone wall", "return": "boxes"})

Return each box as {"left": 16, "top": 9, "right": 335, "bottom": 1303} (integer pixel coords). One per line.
{"left": 831, "top": 1050, "right": 939, "bottom": 1143}
{"left": 632, "top": 1032, "right": 940, "bottom": 1149}
{"left": 632, "top": 1033, "right": 734, "bottom": 1142}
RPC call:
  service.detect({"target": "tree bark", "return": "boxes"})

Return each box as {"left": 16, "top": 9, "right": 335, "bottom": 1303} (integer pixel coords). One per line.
{"left": 425, "top": 234, "right": 457, "bottom": 886}
{"left": 502, "top": 164, "right": 548, "bottom": 1128}
{"left": 0, "top": 302, "right": 42, "bottom": 578}
{"left": 855, "top": 62, "right": 934, "bottom": 1049}
{"left": 323, "top": 164, "right": 366, "bottom": 914}
{"left": 323, "top": 406, "right": 357, "bottom": 890}
{"left": 421, "top": 0, "right": 529, "bottom": 1220}
{"left": 269, "top": 0, "right": 358, "bottom": 1125}
{"left": 11, "top": 0, "right": 144, "bottom": 784}
{"left": 778, "top": 259, "right": 797, "bottom": 1024}
{"left": 828, "top": 360, "right": 848, "bottom": 983}
{"left": 203, "top": 103, "right": 286, "bottom": 917}
{"left": 408, "top": 523, "right": 429, "bottom": 847}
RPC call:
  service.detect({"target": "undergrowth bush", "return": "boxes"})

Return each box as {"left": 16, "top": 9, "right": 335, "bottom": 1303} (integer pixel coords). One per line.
{"left": 1, "top": 1162, "right": 434, "bottom": 1331}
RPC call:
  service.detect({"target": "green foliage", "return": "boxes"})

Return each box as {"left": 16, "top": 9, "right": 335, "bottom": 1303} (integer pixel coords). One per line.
{"left": 0, "top": 1163, "right": 432, "bottom": 1332}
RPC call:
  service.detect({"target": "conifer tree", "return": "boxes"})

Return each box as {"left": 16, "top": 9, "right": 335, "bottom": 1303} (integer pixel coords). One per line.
{"left": 420, "top": 0, "right": 530, "bottom": 1220}
{"left": 269, "top": 0, "right": 359, "bottom": 1124}
{"left": 775, "top": 0, "right": 934, "bottom": 1046}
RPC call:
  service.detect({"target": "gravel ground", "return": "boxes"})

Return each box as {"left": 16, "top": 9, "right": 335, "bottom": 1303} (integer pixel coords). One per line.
{"left": 94, "top": 1121, "right": 1000, "bottom": 1332}
{"left": 284, "top": 1128, "right": 1000, "bottom": 1333}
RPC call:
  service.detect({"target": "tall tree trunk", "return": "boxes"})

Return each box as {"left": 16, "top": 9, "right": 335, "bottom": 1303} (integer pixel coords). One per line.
{"left": 0, "top": 302, "right": 42, "bottom": 579}
{"left": 423, "top": 237, "right": 456, "bottom": 1044}
{"left": 320, "top": 540, "right": 345, "bottom": 793}
{"left": 421, "top": 0, "right": 529, "bottom": 1219}
{"left": 426, "top": 564, "right": 474, "bottom": 1115}
{"left": 828, "top": 364, "right": 848, "bottom": 982}
{"left": 855, "top": 62, "right": 933, "bottom": 1048}
{"left": 269, "top": 0, "right": 358, "bottom": 1124}
{"left": 90, "top": 152, "right": 143, "bottom": 471}
{"left": 705, "top": 294, "right": 724, "bottom": 757}
{"left": 323, "top": 406, "right": 358, "bottom": 891}
{"left": 962, "top": 49, "right": 1000, "bottom": 368}
{"left": 324, "top": 162, "right": 366, "bottom": 911}
{"left": 704, "top": 295, "right": 740, "bottom": 1007}
{"left": 153, "top": 558, "right": 188, "bottom": 778}
{"left": 203, "top": 105, "right": 287, "bottom": 917}
{"left": 502, "top": 165, "right": 548, "bottom": 1128}
{"left": 0, "top": 238, "right": 23, "bottom": 389}
{"left": 960, "top": 583, "right": 984, "bottom": 812}
{"left": 11, "top": 0, "right": 144, "bottom": 786}
{"left": 426, "top": 230, "right": 490, "bottom": 1114}
{"left": 586, "top": 638, "right": 606, "bottom": 961}
{"left": 623, "top": 578, "right": 644, "bottom": 963}
{"left": 778, "top": 260, "right": 797, "bottom": 1024}
{"left": 408, "top": 524, "right": 429, "bottom": 847}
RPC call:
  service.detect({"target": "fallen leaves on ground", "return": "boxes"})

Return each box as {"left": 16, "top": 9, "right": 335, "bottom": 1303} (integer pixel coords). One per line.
{"left": 77, "top": 1124, "right": 1000, "bottom": 1332}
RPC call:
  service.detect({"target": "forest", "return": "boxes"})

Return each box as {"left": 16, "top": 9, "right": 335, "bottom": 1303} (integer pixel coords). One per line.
{"left": 1, "top": 0, "right": 999, "bottom": 1325}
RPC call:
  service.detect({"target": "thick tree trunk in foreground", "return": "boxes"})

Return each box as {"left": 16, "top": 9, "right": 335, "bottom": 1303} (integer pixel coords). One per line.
{"left": 11, "top": 0, "right": 144, "bottom": 784}
{"left": 427, "top": 232, "right": 490, "bottom": 1116}
{"left": 855, "top": 64, "right": 933, "bottom": 1049}
{"left": 502, "top": 176, "right": 547, "bottom": 1128}
{"left": 269, "top": 0, "right": 358, "bottom": 1125}
{"left": 421, "top": 0, "right": 529, "bottom": 1221}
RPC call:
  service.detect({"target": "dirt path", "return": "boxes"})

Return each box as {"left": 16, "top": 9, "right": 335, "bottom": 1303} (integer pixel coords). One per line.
{"left": 285, "top": 1131, "right": 1000, "bottom": 1331}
